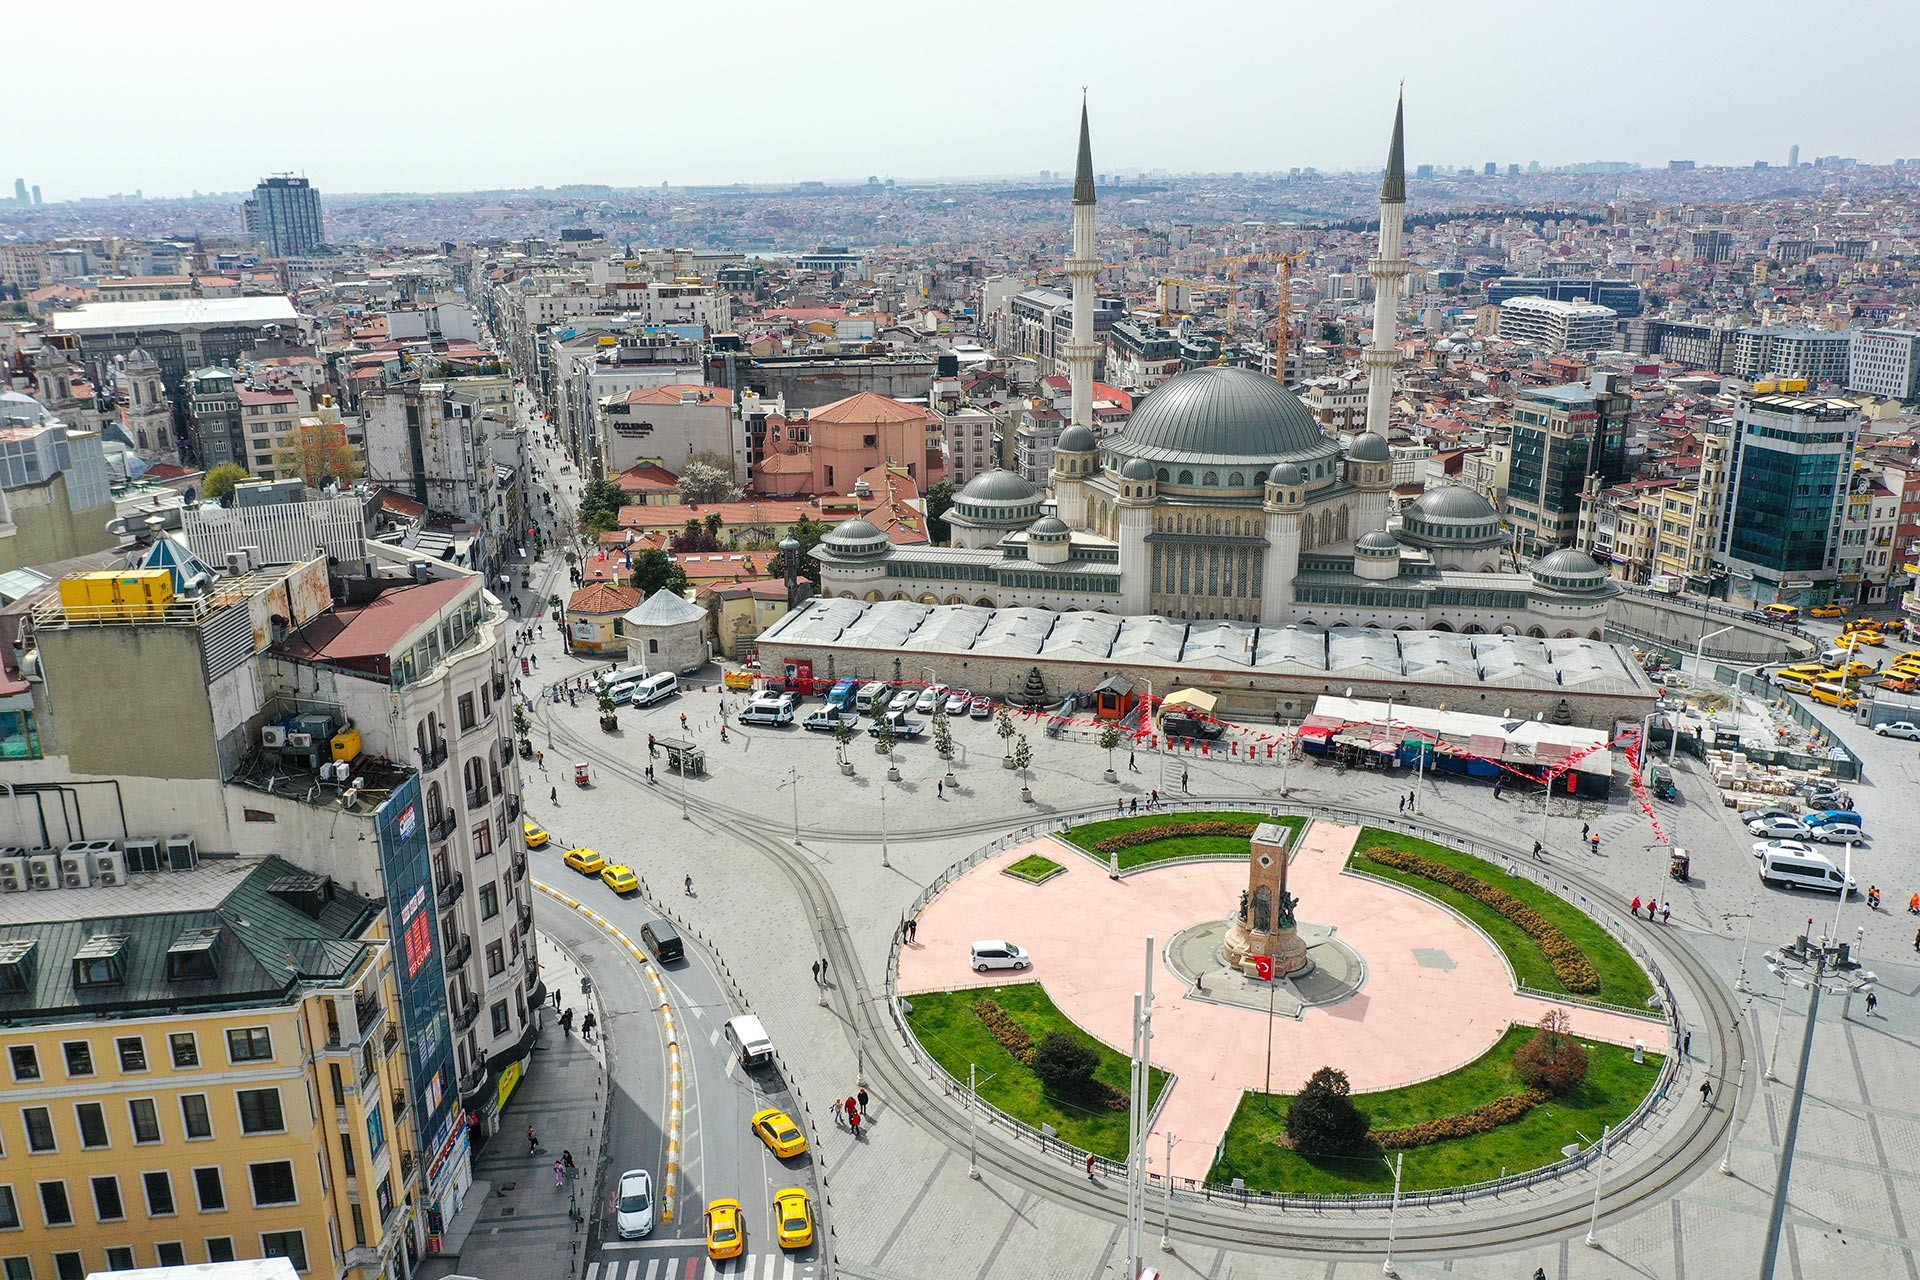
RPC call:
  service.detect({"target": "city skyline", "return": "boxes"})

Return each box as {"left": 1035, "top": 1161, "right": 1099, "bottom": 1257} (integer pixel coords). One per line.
{"left": 9, "top": 0, "right": 1918, "bottom": 201}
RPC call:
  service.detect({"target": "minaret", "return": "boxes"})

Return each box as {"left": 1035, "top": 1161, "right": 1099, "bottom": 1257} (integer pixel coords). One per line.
{"left": 1360, "top": 91, "right": 1409, "bottom": 447}
{"left": 1066, "top": 98, "right": 1099, "bottom": 437}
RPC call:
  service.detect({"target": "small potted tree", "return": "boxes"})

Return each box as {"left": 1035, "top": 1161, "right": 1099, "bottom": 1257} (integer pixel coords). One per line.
{"left": 931, "top": 706, "right": 957, "bottom": 788}
{"left": 996, "top": 703, "right": 1017, "bottom": 768}
{"left": 833, "top": 719, "right": 856, "bottom": 776}
{"left": 873, "top": 714, "right": 900, "bottom": 780}
{"left": 596, "top": 685, "right": 617, "bottom": 733}
{"left": 1099, "top": 720, "right": 1121, "bottom": 783}
{"left": 1013, "top": 733, "right": 1034, "bottom": 802}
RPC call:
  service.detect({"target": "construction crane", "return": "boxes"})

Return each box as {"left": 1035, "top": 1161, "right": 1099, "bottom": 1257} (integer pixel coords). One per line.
{"left": 1213, "top": 251, "right": 1307, "bottom": 377}
{"left": 1157, "top": 277, "right": 1223, "bottom": 327}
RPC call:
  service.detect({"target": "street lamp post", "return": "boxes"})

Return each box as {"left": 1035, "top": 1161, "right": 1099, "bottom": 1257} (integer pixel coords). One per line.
{"left": 879, "top": 780, "right": 891, "bottom": 870}
{"left": 1125, "top": 936, "right": 1156, "bottom": 1280}
{"left": 1382, "top": 1150, "right": 1405, "bottom": 1275}
{"left": 1278, "top": 718, "right": 1296, "bottom": 796}
{"left": 1671, "top": 623, "right": 1734, "bottom": 767}
{"left": 1159, "top": 1130, "right": 1175, "bottom": 1253}
{"left": 1584, "top": 1123, "right": 1611, "bottom": 1247}
{"left": 1721, "top": 998, "right": 1753, "bottom": 1175}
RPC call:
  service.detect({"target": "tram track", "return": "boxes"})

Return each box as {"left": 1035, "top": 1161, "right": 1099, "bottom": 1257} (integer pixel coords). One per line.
{"left": 536, "top": 700, "right": 1743, "bottom": 1260}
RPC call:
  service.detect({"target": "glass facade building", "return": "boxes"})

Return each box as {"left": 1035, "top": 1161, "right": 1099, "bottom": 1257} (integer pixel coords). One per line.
{"left": 1715, "top": 392, "right": 1861, "bottom": 602}
{"left": 243, "top": 176, "right": 325, "bottom": 257}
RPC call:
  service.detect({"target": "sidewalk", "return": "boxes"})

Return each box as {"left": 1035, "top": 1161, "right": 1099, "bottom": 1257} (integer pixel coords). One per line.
{"left": 418, "top": 932, "right": 607, "bottom": 1280}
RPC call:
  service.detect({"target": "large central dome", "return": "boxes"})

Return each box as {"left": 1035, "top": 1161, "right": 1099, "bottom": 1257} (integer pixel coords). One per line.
{"left": 1110, "top": 366, "right": 1329, "bottom": 467}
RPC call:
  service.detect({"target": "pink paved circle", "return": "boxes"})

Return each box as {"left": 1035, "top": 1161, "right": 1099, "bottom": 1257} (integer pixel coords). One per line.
{"left": 896, "top": 820, "right": 1668, "bottom": 1180}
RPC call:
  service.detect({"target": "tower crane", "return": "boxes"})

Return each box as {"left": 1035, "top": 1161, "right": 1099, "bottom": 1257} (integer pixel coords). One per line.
{"left": 1157, "top": 277, "right": 1222, "bottom": 327}
{"left": 1212, "top": 250, "right": 1308, "bottom": 378}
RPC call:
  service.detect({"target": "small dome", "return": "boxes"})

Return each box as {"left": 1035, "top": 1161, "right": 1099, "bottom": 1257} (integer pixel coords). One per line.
{"left": 1347, "top": 432, "right": 1391, "bottom": 462}
{"left": 1120, "top": 457, "right": 1155, "bottom": 481}
{"left": 1057, "top": 424, "right": 1097, "bottom": 453}
{"left": 1356, "top": 529, "right": 1401, "bottom": 556}
{"left": 1271, "top": 462, "right": 1305, "bottom": 487}
{"left": 1028, "top": 516, "right": 1070, "bottom": 541}
{"left": 957, "top": 468, "right": 1039, "bottom": 504}
{"left": 822, "top": 517, "right": 889, "bottom": 558}
{"left": 1531, "top": 547, "right": 1610, "bottom": 591}
{"left": 1409, "top": 486, "right": 1497, "bottom": 521}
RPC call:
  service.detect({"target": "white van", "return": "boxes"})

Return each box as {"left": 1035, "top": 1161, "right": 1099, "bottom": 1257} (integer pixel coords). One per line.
{"left": 854, "top": 681, "right": 891, "bottom": 713}
{"left": 738, "top": 692, "right": 796, "bottom": 726}
{"left": 598, "top": 665, "right": 652, "bottom": 704}
{"left": 1759, "top": 847, "right": 1854, "bottom": 895}
{"left": 723, "top": 1014, "right": 775, "bottom": 1068}
{"left": 631, "top": 672, "right": 679, "bottom": 707}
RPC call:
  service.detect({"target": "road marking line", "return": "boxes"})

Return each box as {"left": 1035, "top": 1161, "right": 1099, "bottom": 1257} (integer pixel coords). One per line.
{"left": 584, "top": 1264, "right": 598, "bottom": 1280}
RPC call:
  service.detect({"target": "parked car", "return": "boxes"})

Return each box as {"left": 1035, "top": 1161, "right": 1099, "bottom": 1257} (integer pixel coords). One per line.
{"left": 1805, "top": 822, "right": 1865, "bottom": 844}
{"left": 1874, "top": 720, "right": 1920, "bottom": 739}
{"left": 969, "top": 696, "right": 995, "bottom": 719}
{"left": 1804, "top": 809, "right": 1864, "bottom": 827}
{"left": 887, "top": 688, "right": 918, "bottom": 715}
{"left": 1742, "top": 610, "right": 1772, "bottom": 624}
{"left": 944, "top": 688, "right": 972, "bottom": 715}
{"left": 738, "top": 693, "right": 797, "bottom": 726}
{"left": 802, "top": 708, "right": 856, "bottom": 733}
{"left": 1744, "top": 806, "right": 1801, "bottom": 823}
{"left": 600, "top": 864, "right": 639, "bottom": 894}
{"left": 751, "top": 1108, "right": 808, "bottom": 1159}
{"left": 867, "top": 712, "right": 925, "bottom": 739}
{"left": 615, "top": 1169, "right": 654, "bottom": 1238}
{"left": 1746, "top": 815, "right": 1808, "bottom": 839}
{"left": 914, "top": 684, "right": 947, "bottom": 714}
{"left": 564, "top": 847, "right": 607, "bottom": 875}
{"left": 773, "top": 1187, "right": 815, "bottom": 1250}
{"left": 969, "top": 939, "right": 1030, "bottom": 972}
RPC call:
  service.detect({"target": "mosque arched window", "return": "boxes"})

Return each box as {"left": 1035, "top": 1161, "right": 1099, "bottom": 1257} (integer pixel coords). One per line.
{"left": 1178, "top": 470, "right": 1193, "bottom": 486}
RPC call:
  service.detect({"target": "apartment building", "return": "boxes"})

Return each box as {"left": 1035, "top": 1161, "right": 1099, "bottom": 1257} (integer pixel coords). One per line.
{"left": 1715, "top": 390, "right": 1863, "bottom": 605}
{"left": 936, "top": 406, "right": 998, "bottom": 488}
{"left": 1503, "top": 376, "right": 1632, "bottom": 555}
{"left": 1726, "top": 326, "right": 1852, "bottom": 384}
{"left": 1300, "top": 375, "right": 1369, "bottom": 432}
{"left": 1836, "top": 474, "right": 1900, "bottom": 606}
{"left": 1848, "top": 328, "right": 1920, "bottom": 401}
{"left": 237, "top": 387, "right": 314, "bottom": 479}
{"left": 0, "top": 857, "right": 419, "bottom": 1280}
{"left": 359, "top": 378, "right": 515, "bottom": 572}
{"left": 1649, "top": 427, "right": 1731, "bottom": 591}
{"left": 1496, "top": 297, "right": 1618, "bottom": 353}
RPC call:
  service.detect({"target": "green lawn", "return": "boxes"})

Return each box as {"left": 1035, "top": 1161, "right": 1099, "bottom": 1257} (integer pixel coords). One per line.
{"left": 1349, "top": 829, "right": 1655, "bottom": 1012}
{"left": 1061, "top": 811, "right": 1304, "bottom": 871}
{"left": 1209, "top": 1025, "right": 1664, "bottom": 1194}
{"left": 1003, "top": 854, "right": 1066, "bottom": 884}
{"left": 902, "top": 983, "right": 1168, "bottom": 1160}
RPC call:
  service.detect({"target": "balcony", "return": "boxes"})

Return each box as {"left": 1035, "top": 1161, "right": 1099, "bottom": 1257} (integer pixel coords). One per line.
{"left": 428, "top": 811, "right": 457, "bottom": 844}
{"left": 383, "top": 1023, "right": 400, "bottom": 1056}
{"left": 391, "top": 1089, "right": 408, "bottom": 1118}
{"left": 400, "top": 1150, "right": 418, "bottom": 1182}
{"left": 510, "top": 854, "right": 527, "bottom": 882}
{"left": 435, "top": 869, "right": 465, "bottom": 909}
{"left": 420, "top": 740, "right": 450, "bottom": 772}
{"left": 447, "top": 934, "right": 473, "bottom": 973}
{"left": 459, "top": 1063, "right": 489, "bottom": 1098}
{"left": 454, "top": 993, "right": 480, "bottom": 1033}
{"left": 491, "top": 674, "right": 507, "bottom": 700}
{"left": 523, "top": 960, "right": 541, "bottom": 992}
{"left": 465, "top": 787, "right": 491, "bottom": 812}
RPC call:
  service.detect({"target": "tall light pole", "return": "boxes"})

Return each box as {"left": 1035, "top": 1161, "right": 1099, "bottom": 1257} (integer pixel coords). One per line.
{"left": 1125, "top": 935, "right": 1156, "bottom": 1280}
{"left": 1382, "top": 1150, "right": 1405, "bottom": 1275}
{"left": 879, "top": 779, "right": 891, "bottom": 869}
{"left": 1672, "top": 623, "right": 1734, "bottom": 766}
{"left": 1583, "top": 1123, "right": 1611, "bottom": 1247}
{"left": 1159, "top": 1130, "right": 1175, "bottom": 1253}
{"left": 1721, "top": 998, "right": 1753, "bottom": 1175}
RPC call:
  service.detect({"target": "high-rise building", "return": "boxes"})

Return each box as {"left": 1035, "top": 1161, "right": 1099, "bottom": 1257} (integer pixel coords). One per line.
{"left": 1487, "top": 277, "right": 1643, "bottom": 317}
{"left": 1504, "top": 375, "right": 1632, "bottom": 555}
{"left": 1689, "top": 230, "right": 1734, "bottom": 263}
{"left": 1848, "top": 328, "right": 1920, "bottom": 401}
{"left": 1789, "top": 144, "right": 1800, "bottom": 168}
{"left": 1496, "top": 297, "right": 1619, "bottom": 353}
{"left": 11, "top": 178, "right": 25, "bottom": 204}
{"left": 1727, "top": 326, "right": 1853, "bottom": 384}
{"left": 1715, "top": 390, "right": 1863, "bottom": 603}
{"left": 242, "top": 176, "right": 325, "bottom": 257}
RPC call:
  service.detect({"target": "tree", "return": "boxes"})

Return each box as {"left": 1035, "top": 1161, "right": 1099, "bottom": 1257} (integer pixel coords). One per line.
{"left": 1031, "top": 1030, "right": 1100, "bottom": 1096}
{"left": 924, "top": 479, "right": 956, "bottom": 543}
{"left": 931, "top": 706, "right": 953, "bottom": 760}
{"left": 832, "top": 718, "right": 855, "bottom": 766}
{"left": 629, "top": 548, "right": 690, "bottom": 599}
{"left": 273, "top": 422, "right": 366, "bottom": 489}
{"left": 1513, "top": 1009, "right": 1590, "bottom": 1096}
{"left": 1099, "top": 721, "right": 1121, "bottom": 774}
{"left": 1012, "top": 733, "right": 1033, "bottom": 791}
{"left": 1285, "top": 1067, "right": 1372, "bottom": 1156}
{"left": 578, "top": 478, "right": 626, "bottom": 534}
{"left": 676, "top": 460, "right": 741, "bottom": 505}
{"left": 996, "top": 703, "right": 1016, "bottom": 757}
{"left": 204, "top": 463, "right": 250, "bottom": 506}
{"left": 671, "top": 518, "right": 723, "bottom": 553}
{"left": 872, "top": 712, "right": 897, "bottom": 758}
{"left": 769, "top": 516, "right": 831, "bottom": 586}
{"left": 512, "top": 704, "right": 530, "bottom": 740}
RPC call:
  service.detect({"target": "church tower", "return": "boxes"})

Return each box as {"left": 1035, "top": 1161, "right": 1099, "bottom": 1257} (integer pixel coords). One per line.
{"left": 118, "top": 348, "right": 178, "bottom": 464}
{"left": 1354, "top": 91, "right": 1409, "bottom": 533}
{"left": 1065, "top": 99, "right": 1099, "bottom": 441}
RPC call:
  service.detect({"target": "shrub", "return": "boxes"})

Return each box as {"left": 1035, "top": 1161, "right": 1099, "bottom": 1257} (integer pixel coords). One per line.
{"left": 972, "top": 998, "right": 1035, "bottom": 1065}
{"left": 1032, "top": 1030, "right": 1101, "bottom": 1095}
{"left": 1285, "top": 1067, "right": 1372, "bottom": 1156}
{"left": 1375, "top": 1090, "right": 1548, "bottom": 1150}
{"left": 1092, "top": 821, "right": 1260, "bottom": 853}
{"left": 1360, "top": 846, "right": 1602, "bottom": 993}
{"left": 1512, "top": 1010, "right": 1591, "bottom": 1095}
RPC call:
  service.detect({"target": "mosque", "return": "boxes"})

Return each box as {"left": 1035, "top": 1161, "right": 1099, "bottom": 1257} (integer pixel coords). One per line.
{"left": 811, "top": 97, "right": 1618, "bottom": 640}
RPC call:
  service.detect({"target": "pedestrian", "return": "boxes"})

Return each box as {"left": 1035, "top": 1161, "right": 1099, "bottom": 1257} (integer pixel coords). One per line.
{"left": 1407, "top": 790, "right": 1416, "bottom": 811}
{"left": 1129, "top": 797, "right": 1138, "bottom": 814}
{"left": 550, "top": 786, "right": 558, "bottom": 805}
{"left": 830, "top": 1097, "right": 843, "bottom": 1128}
{"left": 1398, "top": 795, "right": 1406, "bottom": 814}
{"left": 846, "top": 1095, "right": 859, "bottom": 1118}
{"left": 849, "top": 1109, "right": 862, "bottom": 1139}
{"left": 1531, "top": 840, "right": 1544, "bottom": 861}
{"left": 563, "top": 1149, "right": 576, "bottom": 1177}
{"left": 1117, "top": 799, "right": 1125, "bottom": 817}
{"left": 908, "top": 919, "right": 918, "bottom": 943}
{"left": 1591, "top": 835, "right": 1600, "bottom": 855}
{"left": 937, "top": 779, "right": 944, "bottom": 799}
{"left": 1087, "top": 1152, "right": 1097, "bottom": 1180}
{"left": 858, "top": 1086, "right": 869, "bottom": 1115}
{"left": 527, "top": 1124, "right": 538, "bottom": 1152}
{"left": 1581, "top": 822, "right": 1590, "bottom": 841}
{"left": 1699, "top": 1080, "right": 1712, "bottom": 1104}
{"left": 1868, "top": 885, "right": 1881, "bottom": 910}
{"left": 812, "top": 960, "right": 822, "bottom": 985}
{"left": 1912, "top": 893, "right": 1920, "bottom": 915}
{"left": 1181, "top": 769, "right": 1189, "bottom": 791}
{"left": 1661, "top": 904, "right": 1671, "bottom": 925}
{"left": 582, "top": 1011, "right": 596, "bottom": 1040}
{"left": 1647, "top": 897, "right": 1658, "bottom": 920}
{"left": 820, "top": 956, "right": 830, "bottom": 981}
{"left": 1631, "top": 895, "right": 1642, "bottom": 917}
{"left": 680, "top": 712, "right": 688, "bottom": 730}
{"left": 560, "top": 1007, "right": 573, "bottom": 1035}
{"left": 1866, "top": 990, "right": 1878, "bottom": 1014}
{"left": 1128, "top": 751, "right": 1138, "bottom": 772}
{"left": 1534, "top": 1269, "right": 1548, "bottom": 1280}
{"left": 684, "top": 874, "right": 693, "bottom": 896}
{"left": 536, "top": 750, "right": 545, "bottom": 768}
{"left": 1682, "top": 1030, "right": 1692, "bottom": 1056}
{"left": 554, "top": 1159, "right": 566, "bottom": 1189}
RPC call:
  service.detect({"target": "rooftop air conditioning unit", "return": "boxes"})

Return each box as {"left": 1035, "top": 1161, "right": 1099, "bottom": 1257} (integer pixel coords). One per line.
{"left": 165, "top": 835, "right": 199, "bottom": 872}
{"left": 27, "top": 855, "right": 58, "bottom": 890}
{"left": 286, "top": 733, "right": 314, "bottom": 749}
{"left": 262, "top": 725, "right": 287, "bottom": 749}
{"left": 0, "top": 860, "right": 25, "bottom": 893}
{"left": 60, "top": 854, "right": 93, "bottom": 889}
{"left": 226, "top": 549, "right": 254, "bottom": 576}
{"left": 123, "top": 838, "right": 162, "bottom": 875}
{"left": 92, "top": 851, "right": 126, "bottom": 887}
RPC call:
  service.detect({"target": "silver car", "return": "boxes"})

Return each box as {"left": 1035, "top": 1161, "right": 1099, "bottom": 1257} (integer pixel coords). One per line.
{"left": 969, "top": 939, "right": 1030, "bottom": 972}
{"left": 615, "top": 1168, "right": 653, "bottom": 1238}
{"left": 914, "top": 684, "right": 946, "bottom": 713}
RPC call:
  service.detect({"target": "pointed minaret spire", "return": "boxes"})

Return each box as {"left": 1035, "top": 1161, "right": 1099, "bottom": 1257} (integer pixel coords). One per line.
{"left": 1381, "top": 87, "right": 1406, "bottom": 204}
{"left": 1073, "top": 94, "right": 1096, "bottom": 206}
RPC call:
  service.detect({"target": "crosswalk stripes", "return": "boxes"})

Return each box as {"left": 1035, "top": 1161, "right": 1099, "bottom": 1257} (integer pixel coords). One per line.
{"left": 585, "top": 1254, "right": 805, "bottom": 1280}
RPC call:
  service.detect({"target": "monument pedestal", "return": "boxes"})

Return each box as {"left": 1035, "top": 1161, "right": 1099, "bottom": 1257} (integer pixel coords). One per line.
{"left": 1218, "top": 822, "right": 1314, "bottom": 979}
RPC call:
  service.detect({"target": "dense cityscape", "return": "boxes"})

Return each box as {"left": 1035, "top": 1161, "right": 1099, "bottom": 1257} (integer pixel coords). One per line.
{"left": 2, "top": 22, "right": 1919, "bottom": 1280}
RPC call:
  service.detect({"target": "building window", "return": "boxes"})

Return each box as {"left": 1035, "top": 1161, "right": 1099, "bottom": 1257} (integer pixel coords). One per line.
{"left": 75, "top": 1104, "right": 107, "bottom": 1150}
{"left": 491, "top": 1000, "right": 510, "bottom": 1035}
{"left": 226, "top": 1027, "right": 272, "bottom": 1064}
{"left": 193, "top": 1167, "right": 225, "bottom": 1213}
{"left": 480, "top": 885, "right": 498, "bottom": 919}
{"left": 90, "top": 1176, "right": 123, "bottom": 1222}
{"left": 50, "top": 1260, "right": 78, "bottom": 1280}
{"left": 169, "top": 1034, "right": 199, "bottom": 1069}
{"left": 60, "top": 1043, "right": 92, "bottom": 1078}
{"left": 486, "top": 942, "right": 504, "bottom": 977}
{"left": 237, "top": 1089, "right": 284, "bottom": 1135}
{"left": 37, "top": 1182, "right": 70, "bottom": 1228}
{"left": 261, "top": 1230, "right": 307, "bottom": 1273}
{"left": 103, "top": 1251, "right": 133, "bottom": 1275}
{"left": 3, "top": 1258, "right": 30, "bottom": 1280}
{"left": 155, "top": 1244, "right": 185, "bottom": 1269}
{"left": 128, "top": 1099, "right": 160, "bottom": 1145}
{"left": 205, "top": 1239, "right": 235, "bottom": 1264}
{"left": 473, "top": 823, "right": 493, "bottom": 860}
{"left": 365, "top": 1106, "right": 385, "bottom": 1157}
{"left": 142, "top": 1171, "right": 174, "bottom": 1216}
{"left": 21, "top": 1110, "right": 53, "bottom": 1154}
{"left": 0, "top": 1186, "right": 18, "bottom": 1230}
{"left": 248, "top": 1162, "right": 297, "bottom": 1208}
{"left": 7, "top": 1048, "right": 38, "bottom": 1083}
{"left": 115, "top": 1038, "right": 146, "bottom": 1073}
{"left": 180, "top": 1095, "right": 212, "bottom": 1140}
{"left": 458, "top": 693, "right": 477, "bottom": 731}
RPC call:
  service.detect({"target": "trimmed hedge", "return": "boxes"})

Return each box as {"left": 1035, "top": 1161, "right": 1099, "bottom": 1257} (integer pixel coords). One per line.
{"left": 973, "top": 998, "right": 1035, "bottom": 1065}
{"left": 1092, "top": 820, "right": 1259, "bottom": 854}
{"left": 1374, "top": 1090, "right": 1547, "bottom": 1150}
{"left": 1361, "top": 846, "right": 1602, "bottom": 993}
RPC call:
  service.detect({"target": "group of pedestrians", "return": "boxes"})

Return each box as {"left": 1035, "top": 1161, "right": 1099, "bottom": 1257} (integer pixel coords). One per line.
{"left": 1628, "top": 895, "right": 1672, "bottom": 925}
{"left": 552, "top": 1149, "right": 577, "bottom": 1188}
{"left": 831, "top": 1086, "right": 872, "bottom": 1138}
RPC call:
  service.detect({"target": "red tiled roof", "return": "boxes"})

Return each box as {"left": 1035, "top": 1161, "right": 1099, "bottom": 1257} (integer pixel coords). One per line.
{"left": 276, "top": 578, "right": 471, "bottom": 667}
{"left": 807, "top": 391, "right": 929, "bottom": 424}
{"left": 623, "top": 384, "right": 732, "bottom": 407}
{"left": 568, "top": 584, "right": 642, "bottom": 615}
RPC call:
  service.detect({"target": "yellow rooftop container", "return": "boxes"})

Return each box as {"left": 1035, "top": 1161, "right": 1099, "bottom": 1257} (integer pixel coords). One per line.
{"left": 1752, "top": 379, "right": 1778, "bottom": 394}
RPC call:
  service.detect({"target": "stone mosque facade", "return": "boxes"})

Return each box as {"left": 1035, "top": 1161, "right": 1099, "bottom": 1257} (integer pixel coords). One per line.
{"left": 813, "top": 99, "right": 1618, "bottom": 640}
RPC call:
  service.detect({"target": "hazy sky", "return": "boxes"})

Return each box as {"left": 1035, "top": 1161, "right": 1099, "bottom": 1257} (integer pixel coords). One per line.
{"left": 14, "top": 0, "right": 1918, "bottom": 200}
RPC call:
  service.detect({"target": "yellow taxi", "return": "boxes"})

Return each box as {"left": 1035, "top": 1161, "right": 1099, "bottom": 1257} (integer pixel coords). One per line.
{"left": 772, "top": 1186, "right": 814, "bottom": 1250}
{"left": 704, "top": 1198, "right": 744, "bottom": 1261}
{"left": 1853, "top": 630, "right": 1888, "bottom": 647}
{"left": 600, "top": 863, "right": 639, "bottom": 894}
{"left": 751, "top": 1108, "right": 809, "bottom": 1159}
{"left": 1831, "top": 661, "right": 1877, "bottom": 679}
{"left": 1809, "top": 604, "right": 1846, "bottom": 618}
{"left": 563, "top": 847, "right": 606, "bottom": 876}
{"left": 522, "top": 821, "right": 550, "bottom": 849}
